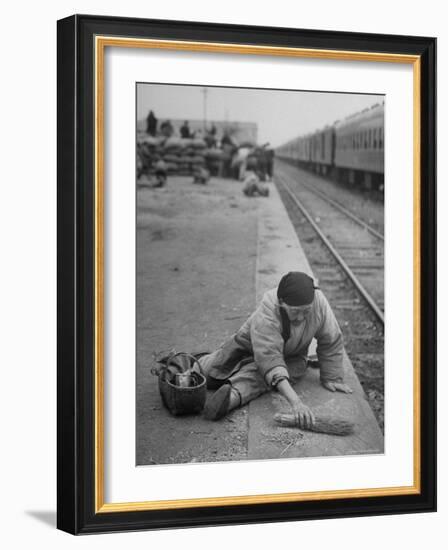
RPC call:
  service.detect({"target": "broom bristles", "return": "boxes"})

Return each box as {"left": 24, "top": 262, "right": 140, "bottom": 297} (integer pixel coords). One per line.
{"left": 274, "top": 413, "right": 355, "bottom": 436}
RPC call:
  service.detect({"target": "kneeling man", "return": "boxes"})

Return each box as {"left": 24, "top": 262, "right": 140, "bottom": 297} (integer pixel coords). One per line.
{"left": 199, "top": 271, "right": 352, "bottom": 426}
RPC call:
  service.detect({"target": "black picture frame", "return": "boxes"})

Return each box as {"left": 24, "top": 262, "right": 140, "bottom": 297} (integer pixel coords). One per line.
{"left": 57, "top": 14, "right": 436, "bottom": 534}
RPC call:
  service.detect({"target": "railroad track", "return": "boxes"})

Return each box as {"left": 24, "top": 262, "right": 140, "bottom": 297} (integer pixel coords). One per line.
{"left": 277, "top": 159, "right": 384, "bottom": 235}
{"left": 275, "top": 173, "right": 384, "bottom": 326}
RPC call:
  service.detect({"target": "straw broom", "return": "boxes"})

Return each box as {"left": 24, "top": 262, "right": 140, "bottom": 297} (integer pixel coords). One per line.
{"left": 274, "top": 413, "right": 355, "bottom": 436}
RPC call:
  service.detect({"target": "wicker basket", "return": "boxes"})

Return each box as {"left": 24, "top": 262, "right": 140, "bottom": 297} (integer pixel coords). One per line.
{"left": 158, "top": 370, "right": 207, "bottom": 416}
{"left": 153, "top": 352, "right": 207, "bottom": 416}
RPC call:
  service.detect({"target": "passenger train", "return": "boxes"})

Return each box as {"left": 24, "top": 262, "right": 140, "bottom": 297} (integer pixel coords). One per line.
{"left": 276, "top": 102, "right": 384, "bottom": 190}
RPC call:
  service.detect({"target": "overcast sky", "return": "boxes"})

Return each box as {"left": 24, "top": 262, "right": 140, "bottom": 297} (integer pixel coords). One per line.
{"left": 137, "top": 83, "right": 383, "bottom": 146}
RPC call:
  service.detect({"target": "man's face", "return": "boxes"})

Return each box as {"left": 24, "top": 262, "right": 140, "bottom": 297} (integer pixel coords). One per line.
{"left": 280, "top": 301, "right": 313, "bottom": 323}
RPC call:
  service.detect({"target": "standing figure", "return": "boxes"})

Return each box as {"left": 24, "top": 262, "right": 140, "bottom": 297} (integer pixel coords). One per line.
{"left": 146, "top": 110, "right": 157, "bottom": 136}
{"left": 265, "top": 147, "right": 275, "bottom": 180}
{"left": 180, "top": 121, "right": 191, "bottom": 139}
{"left": 199, "top": 272, "right": 352, "bottom": 423}
{"left": 231, "top": 145, "right": 252, "bottom": 180}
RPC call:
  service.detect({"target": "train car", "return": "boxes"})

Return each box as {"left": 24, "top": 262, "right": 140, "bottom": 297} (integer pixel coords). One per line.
{"left": 276, "top": 101, "right": 384, "bottom": 192}
{"left": 277, "top": 126, "right": 335, "bottom": 175}
{"left": 308, "top": 126, "right": 335, "bottom": 175}
{"left": 296, "top": 134, "right": 310, "bottom": 164}
{"left": 299, "top": 134, "right": 312, "bottom": 166}
{"left": 277, "top": 135, "right": 300, "bottom": 163}
{"left": 334, "top": 103, "right": 384, "bottom": 189}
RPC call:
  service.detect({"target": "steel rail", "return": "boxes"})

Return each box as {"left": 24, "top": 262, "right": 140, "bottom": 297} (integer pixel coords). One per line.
{"left": 277, "top": 175, "right": 385, "bottom": 326}
{"left": 278, "top": 166, "right": 384, "bottom": 241}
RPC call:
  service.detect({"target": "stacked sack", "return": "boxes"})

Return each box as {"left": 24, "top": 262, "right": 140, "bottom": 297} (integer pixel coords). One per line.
{"left": 137, "top": 135, "right": 227, "bottom": 177}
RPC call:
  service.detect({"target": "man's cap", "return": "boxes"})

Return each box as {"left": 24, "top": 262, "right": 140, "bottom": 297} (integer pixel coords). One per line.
{"left": 277, "top": 271, "right": 317, "bottom": 306}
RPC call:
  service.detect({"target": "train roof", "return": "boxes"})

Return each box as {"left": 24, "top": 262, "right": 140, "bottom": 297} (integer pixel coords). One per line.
{"left": 335, "top": 102, "right": 384, "bottom": 131}
{"left": 277, "top": 101, "right": 384, "bottom": 149}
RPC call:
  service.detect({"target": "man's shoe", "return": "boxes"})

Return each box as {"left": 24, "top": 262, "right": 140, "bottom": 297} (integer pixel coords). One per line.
{"left": 203, "top": 384, "right": 232, "bottom": 421}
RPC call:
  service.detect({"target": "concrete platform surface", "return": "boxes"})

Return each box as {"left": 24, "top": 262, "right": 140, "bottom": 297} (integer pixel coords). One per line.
{"left": 136, "top": 175, "right": 383, "bottom": 466}
{"left": 136, "top": 176, "right": 257, "bottom": 465}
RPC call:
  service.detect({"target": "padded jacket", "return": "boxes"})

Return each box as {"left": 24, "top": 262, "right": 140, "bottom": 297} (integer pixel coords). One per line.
{"left": 202, "top": 288, "right": 344, "bottom": 386}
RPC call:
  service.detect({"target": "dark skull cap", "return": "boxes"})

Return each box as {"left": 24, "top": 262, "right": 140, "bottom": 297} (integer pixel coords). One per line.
{"left": 277, "top": 271, "right": 316, "bottom": 306}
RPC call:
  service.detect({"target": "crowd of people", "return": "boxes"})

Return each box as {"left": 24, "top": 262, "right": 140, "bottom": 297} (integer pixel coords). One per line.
{"left": 146, "top": 111, "right": 218, "bottom": 145}
{"left": 141, "top": 110, "right": 275, "bottom": 192}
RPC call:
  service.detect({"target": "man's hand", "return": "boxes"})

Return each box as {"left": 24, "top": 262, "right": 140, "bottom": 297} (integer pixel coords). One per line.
{"left": 275, "top": 379, "right": 315, "bottom": 429}
{"left": 322, "top": 380, "right": 353, "bottom": 393}
{"left": 290, "top": 398, "right": 315, "bottom": 429}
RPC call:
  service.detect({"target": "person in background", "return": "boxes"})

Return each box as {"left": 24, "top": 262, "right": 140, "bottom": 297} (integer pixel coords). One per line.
{"left": 221, "top": 133, "right": 237, "bottom": 178}
{"left": 192, "top": 166, "right": 210, "bottom": 185}
{"left": 146, "top": 110, "right": 157, "bottom": 136}
{"left": 198, "top": 272, "right": 352, "bottom": 424}
{"left": 231, "top": 145, "right": 252, "bottom": 180}
{"left": 160, "top": 120, "right": 174, "bottom": 138}
{"left": 180, "top": 121, "right": 191, "bottom": 139}
{"left": 205, "top": 129, "right": 217, "bottom": 148}
{"left": 153, "top": 159, "right": 168, "bottom": 187}
{"left": 242, "top": 170, "right": 269, "bottom": 197}
{"left": 221, "top": 132, "right": 234, "bottom": 148}
{"left": 265, "top": 145, "right": 275, "bottom": 180}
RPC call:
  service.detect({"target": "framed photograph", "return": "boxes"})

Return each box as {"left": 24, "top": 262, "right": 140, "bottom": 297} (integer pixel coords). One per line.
{"left": 57, "top": 14, "right": 436, "bottom": 534}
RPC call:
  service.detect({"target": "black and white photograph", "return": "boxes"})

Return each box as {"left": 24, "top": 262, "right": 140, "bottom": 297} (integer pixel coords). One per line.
{"left": 0, "top": 0, "right": 441, "bottom": 542}
{"left": 136, "top": 83, "right": 385, "bottom": 466}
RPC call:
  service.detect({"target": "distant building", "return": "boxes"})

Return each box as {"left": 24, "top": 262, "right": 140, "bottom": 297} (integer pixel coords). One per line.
{"left": 137, "top": 118, "right": 258, "bottom": 145}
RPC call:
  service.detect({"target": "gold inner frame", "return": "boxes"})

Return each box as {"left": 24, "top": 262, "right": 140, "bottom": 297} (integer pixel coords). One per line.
{"left": 94, "top": 36, "right": 421, "bottom": 513}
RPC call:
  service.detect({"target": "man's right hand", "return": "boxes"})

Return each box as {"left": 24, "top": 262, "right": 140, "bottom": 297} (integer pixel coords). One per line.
{"left": 290, "top": 398, "right": 315, "bottom": 429}
{"left": 276, "top": 379, "right": 315, "bottom": 429}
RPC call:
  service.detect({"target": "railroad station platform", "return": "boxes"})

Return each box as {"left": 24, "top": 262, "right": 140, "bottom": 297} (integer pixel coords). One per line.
{"left": 136, "top": 174, "right": 383, "bottom": 466}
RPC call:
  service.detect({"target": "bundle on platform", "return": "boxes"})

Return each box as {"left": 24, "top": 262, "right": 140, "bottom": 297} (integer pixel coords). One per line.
{"left": 274, "top": 413, "right": 355, "bottom": 436}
